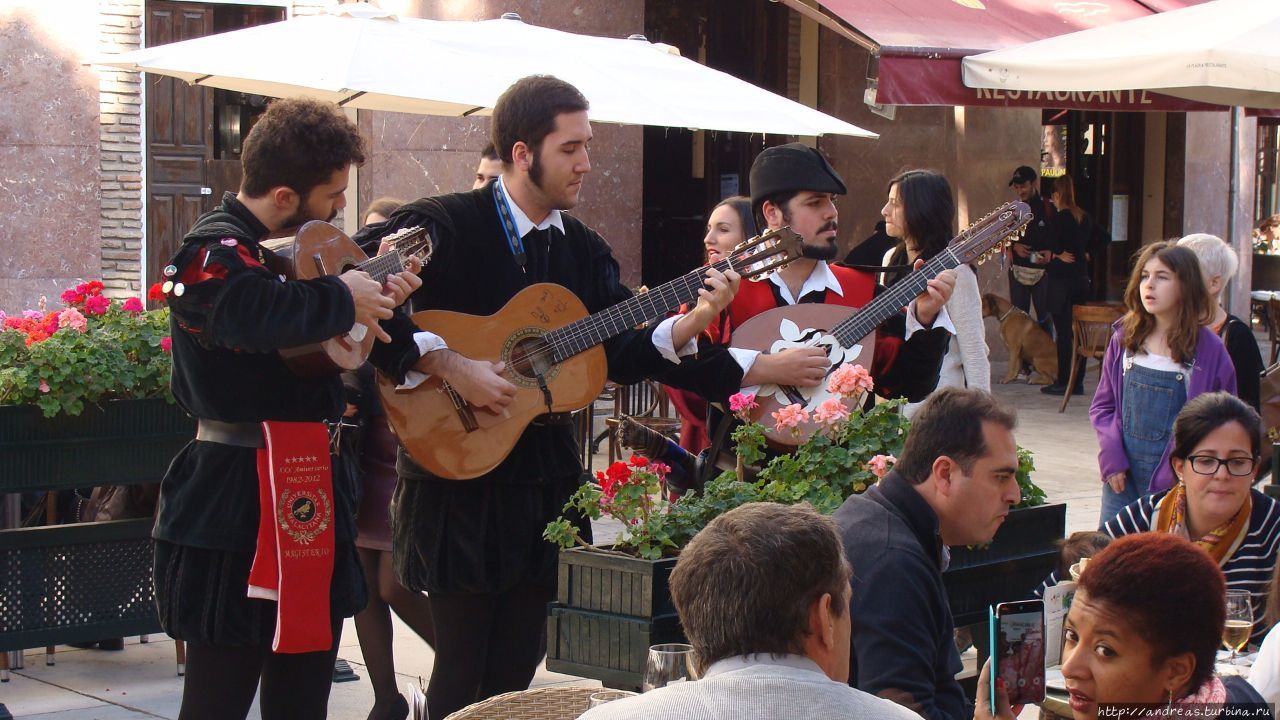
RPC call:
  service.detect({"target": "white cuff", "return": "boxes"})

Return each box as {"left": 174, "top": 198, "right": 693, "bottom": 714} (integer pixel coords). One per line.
{"left": 729, "top": 347, "right": 759, "bottom": 378}
{"left": 397, "top": 331, "right": 448, "bottom": 390}
{"left": 652, "top": 315, "right": 699, "bottom": 364}
{"left": 905, "top": 302, "right": 955, "bottom": 339}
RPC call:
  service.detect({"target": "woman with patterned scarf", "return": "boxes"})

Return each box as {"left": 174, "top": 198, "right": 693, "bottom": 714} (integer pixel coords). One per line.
{"left": 1036, "top": 392, "right": 1280, "bottom": 645}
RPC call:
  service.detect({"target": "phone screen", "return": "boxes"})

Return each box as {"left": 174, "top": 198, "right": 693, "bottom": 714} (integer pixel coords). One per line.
{"left": 993, "top": 600, "right": 1046, "bottom": 706}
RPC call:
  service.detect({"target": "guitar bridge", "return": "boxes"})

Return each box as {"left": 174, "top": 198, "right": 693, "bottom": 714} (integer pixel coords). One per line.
{"left": 443, "top": 381, "right": 479, "bottom": 432}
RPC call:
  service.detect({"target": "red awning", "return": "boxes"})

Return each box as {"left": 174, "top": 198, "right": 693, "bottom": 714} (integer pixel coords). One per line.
{"left": 785, "top": 0, "right": 1223, "bottom": 111}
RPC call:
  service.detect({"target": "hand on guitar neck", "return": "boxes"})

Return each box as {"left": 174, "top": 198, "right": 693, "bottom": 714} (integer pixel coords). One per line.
{"left": 910, "top": 258, "right": 957, "bottom": 327}
{"left": 672, "top": 266, "right": 742, "bottom": 348}
{"left": 337, "top": 255, "right": 422, "bottom": 344}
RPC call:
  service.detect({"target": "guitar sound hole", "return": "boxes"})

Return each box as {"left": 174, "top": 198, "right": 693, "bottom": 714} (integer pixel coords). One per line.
{"left": 509, "top": 336, "right": 555, "bottom": 381}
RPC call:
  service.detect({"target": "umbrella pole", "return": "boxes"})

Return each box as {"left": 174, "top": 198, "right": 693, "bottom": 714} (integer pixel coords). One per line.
{"left": 1227, "top": 106, "right": 1242, "bottom": 315}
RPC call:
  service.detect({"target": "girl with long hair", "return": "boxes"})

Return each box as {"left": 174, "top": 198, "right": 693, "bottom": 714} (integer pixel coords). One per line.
{"left": 1089, "top": 242, "right": 1235, "bottom": 522}
{"left": 880, "top": 169, "right": 989, "bottom": 419}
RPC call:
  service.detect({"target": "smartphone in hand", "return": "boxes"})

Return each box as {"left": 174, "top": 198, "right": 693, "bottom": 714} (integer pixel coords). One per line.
{"left": 989, "top": 600, "right": 1046, "bottom": 708}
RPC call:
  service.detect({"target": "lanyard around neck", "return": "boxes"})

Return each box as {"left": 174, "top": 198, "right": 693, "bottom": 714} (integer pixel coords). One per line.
{"left": 491, "top": 179, "right": 527, "bottom": 269}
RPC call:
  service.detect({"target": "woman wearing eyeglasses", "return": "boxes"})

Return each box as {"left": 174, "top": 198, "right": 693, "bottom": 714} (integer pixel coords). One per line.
{"left": 1038, "top": 392, "right": 1280, "bottom": 644}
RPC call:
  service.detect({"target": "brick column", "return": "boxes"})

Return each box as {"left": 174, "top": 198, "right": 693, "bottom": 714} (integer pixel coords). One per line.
{"left": 98, "top": 0, "right": 144, "bottom": 298}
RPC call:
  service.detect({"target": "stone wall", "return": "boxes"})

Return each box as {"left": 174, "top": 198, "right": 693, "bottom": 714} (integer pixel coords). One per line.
{"left": 0, "top": 1, "right": 104, "bottom": 310}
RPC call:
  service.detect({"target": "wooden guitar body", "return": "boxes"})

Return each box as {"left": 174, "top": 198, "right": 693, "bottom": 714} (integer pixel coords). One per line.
{"left": 731, "top": 304, "right": 871, "bottom": 447}
{"left": 268, "top": 221, "right": 377, "bottom": 374}
{"left": 377, "top": 283, "right": 607, "bottom": 480}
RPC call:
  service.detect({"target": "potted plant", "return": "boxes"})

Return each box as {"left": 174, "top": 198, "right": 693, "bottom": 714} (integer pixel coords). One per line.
{"left": 543, "top": 365, "right": 914, "bottom": 688}
{"left": 0, "top": 281, "right": 192, "bottom": 657}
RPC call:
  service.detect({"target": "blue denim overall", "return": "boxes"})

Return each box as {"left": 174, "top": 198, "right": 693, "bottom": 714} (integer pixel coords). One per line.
{"left": 1101, "top": 360, "right": 1188, "bottom": 523}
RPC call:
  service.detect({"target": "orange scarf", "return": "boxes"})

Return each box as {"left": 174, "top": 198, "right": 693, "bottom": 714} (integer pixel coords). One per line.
{"left": 1155, "top": 483, "right": 1251, "bottom": 566}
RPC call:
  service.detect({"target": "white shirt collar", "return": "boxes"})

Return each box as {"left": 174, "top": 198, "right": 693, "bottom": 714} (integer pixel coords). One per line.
{"left": 497, "top": 175, "right": 565, "bottom": 237}
{"left": 701, "top": 653, "right": 827, "bottom": 679}
{"left": 767, "top": 260, "right": 844, "bottom": 306}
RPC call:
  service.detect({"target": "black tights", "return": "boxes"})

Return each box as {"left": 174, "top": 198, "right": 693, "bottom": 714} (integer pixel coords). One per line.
{"left": 177, "top": 619, "right": 341, "bottom": 720}
{"left": 425, "top": 580, "right": 553, "bottom": 719}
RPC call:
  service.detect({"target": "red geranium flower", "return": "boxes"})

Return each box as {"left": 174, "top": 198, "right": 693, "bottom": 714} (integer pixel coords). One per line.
{"left": 121, "top": 297, "right": 144, "bottom": 313}
{"left": 147, "top": 282, "right": 167, "bottom": 302}
{"left": 84, "top": 295, "right": 111, "bottom": 316}
{"left": 60, "top": 288, "right": 84, "bottom": 306}
{"left": 160, "top": 336, "right": 172, "bottom": 354}
{"left": 628, "top": 454, "right": 649, "bottom": 468}
{"left": 84, "top": 280, "right": 104, "bottom": 295}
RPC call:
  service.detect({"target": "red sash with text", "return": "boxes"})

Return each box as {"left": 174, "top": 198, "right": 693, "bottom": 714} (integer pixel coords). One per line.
{"left": 246, "top": 421, "right": 335, "bottom": 654}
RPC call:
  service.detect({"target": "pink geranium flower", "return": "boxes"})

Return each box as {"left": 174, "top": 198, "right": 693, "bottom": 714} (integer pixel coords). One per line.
{"left": 812, "top": 397, "right": 850, "bottom": 426}
{"left": 160, "top": 336, "right": 172, "bottom": 353}
{"left": 732, "top": 392, "right": 757, "bottom": 420}
{"left": 39, "top": 380, "right": 50, "bottom": 393}
{"left": 121, "top": 297, "right": 144, "bottom": 313}
{"left": 826, "top": 363, "right": 874, "bottom": 398}
{"left": 772, "top": 403, "right": 811, "bottom": 434}
{"left": 867, "top": 454, "right": 896, "bottom": 479}
{"left": 58, "top": 308, "right": 87, "bottom": 333}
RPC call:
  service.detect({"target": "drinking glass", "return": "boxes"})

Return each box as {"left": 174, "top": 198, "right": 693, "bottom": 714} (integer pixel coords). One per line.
{"left": 1223, "top": 589, "right": 1253, "bottom": 663}
{"left": 642, "top": 643, "right": 699, "bottom": 692}
{"left": 588, "top": 690, "right": 637, "bottom": 708}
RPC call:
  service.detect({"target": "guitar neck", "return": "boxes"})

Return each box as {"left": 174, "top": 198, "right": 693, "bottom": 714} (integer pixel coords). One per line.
{"left": 546, "top": 257, "right": 737, "bottom": 362}
{"left": 356, "top": 252, "right": 405, "bottom": 285}
{"left": 829, "top": 249, "right": 962, "bottom": 347}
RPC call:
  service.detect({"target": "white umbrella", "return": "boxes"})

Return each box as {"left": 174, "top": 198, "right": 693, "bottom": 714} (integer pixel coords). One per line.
{"left": 961, "top": 0, "right": 1280, "bottom": 109}
{"left": 95, "top": 3, "right": 875, "bottom": 137}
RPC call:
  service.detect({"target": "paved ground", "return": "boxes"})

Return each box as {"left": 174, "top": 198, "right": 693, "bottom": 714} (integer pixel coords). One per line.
{"left": 0, "top": 357, "right": 1158, "bottom": 719}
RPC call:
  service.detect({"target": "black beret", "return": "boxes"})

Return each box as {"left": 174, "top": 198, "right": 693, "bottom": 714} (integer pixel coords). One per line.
{"left": 749, "top": 142, "right": 847, "bottom": 210}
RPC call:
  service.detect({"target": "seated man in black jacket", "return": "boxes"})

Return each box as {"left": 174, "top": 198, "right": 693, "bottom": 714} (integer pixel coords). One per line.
{"left": 834, "top": 387, "right": 1022, "bottom": 720}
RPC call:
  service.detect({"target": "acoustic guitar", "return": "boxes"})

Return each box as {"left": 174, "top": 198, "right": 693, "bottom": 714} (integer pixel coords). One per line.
{"left": 379, "top": 226, "right": 805, "bottom": 480}
{"left": 264, "top": 221, "right": 433, "bottom": 376}
{"left": 730, "top": 201, "right": 1033, "bottom": 446}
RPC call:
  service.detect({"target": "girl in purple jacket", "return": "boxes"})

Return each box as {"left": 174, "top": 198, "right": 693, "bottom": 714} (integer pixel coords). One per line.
{"left": 1089, "top": 242, "right": 1236, "bottom": 523}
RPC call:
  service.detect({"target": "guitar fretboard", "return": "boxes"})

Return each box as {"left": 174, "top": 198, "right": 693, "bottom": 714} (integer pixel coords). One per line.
{"left": 544, "top": 256, "right": 739, "bottom": 362}
{"left": 829, "top": 249, "right": 962, "bottom": 347}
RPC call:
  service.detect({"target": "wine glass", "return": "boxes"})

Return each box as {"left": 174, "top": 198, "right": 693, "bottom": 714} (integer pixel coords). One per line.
{"left": 642, "top": 643, "right": 699, "bottom": 692}
{"left": 588, "top": 690, "right": 637, "bottom": 708}
{"left": 1223, "top": 589, "right": 1253, "bottom": 664}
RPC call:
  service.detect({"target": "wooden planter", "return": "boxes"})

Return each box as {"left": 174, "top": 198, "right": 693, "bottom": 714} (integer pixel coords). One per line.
{"left": 0, "top": 398, "right": 194, "bottom": 652}
{"left": 545, "top": 548, "right": 683, "bottom": 690}
{"left": 548, "top": 503, "right": 1067, "bottom": 690}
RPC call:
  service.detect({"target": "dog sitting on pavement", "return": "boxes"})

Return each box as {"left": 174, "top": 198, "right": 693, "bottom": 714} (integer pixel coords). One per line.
{"left": 981, "top": 293, "right": 1058, "bottom": 385}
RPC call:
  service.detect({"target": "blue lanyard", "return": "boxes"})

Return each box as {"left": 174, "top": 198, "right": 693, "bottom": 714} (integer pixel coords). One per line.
{"left": 491, "top": 179, "right": 527, "bottom": 269}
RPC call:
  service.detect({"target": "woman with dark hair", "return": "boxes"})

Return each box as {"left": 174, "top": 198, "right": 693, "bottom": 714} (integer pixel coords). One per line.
{"left": 664, "top": 196, "right": 758, "bottom": 455}
{"left": 1042, "top": 392, "right": 1279, "bottom": 644}
{"left": 1090, "top": 242, "right": 1236, "bottom": 520}
{"left": 984, "top": 533, "right": 1249, "bottom": 719}
{"left": 880, "top": 169, "right": 989, "bottom": 419}
{"left": 1041, "top": 175, "right": 1093, "bottom": 396}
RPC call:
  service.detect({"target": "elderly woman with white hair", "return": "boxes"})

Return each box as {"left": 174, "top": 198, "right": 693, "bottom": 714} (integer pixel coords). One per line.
{"left": 1177, "top": 233, "right": 1263, "bottom": 411}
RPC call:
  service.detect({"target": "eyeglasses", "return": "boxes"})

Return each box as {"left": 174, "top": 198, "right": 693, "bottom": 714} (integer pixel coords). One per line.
{"left": 1186, "top": 455, "right": 1257, "bottom": 477}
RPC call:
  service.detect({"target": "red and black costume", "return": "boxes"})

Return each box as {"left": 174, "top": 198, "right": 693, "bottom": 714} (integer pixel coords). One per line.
{"left": 153, "top": 193, "right": 421, "bottom": 718}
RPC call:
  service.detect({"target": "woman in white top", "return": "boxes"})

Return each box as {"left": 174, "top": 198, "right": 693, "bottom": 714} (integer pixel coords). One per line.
{"left": 1252, "top": 560, "right": 1280, "bottom": 703}
{"left": 879, "top": 169, "right": 989, "bottom": 419}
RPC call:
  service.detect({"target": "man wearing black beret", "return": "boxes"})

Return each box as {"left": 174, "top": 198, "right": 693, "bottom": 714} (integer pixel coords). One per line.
{"left": 710, "top": 142, "right": 956, "bottom": 399}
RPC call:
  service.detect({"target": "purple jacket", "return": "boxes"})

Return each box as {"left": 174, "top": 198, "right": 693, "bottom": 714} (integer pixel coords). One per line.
{"left": 1089, "top": 324, "right": 1237, "bottom": 493}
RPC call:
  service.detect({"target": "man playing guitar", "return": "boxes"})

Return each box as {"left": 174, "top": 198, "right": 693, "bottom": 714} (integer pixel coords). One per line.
{"left": 685, "top": 143, "right": 958, "bottom": 468}
{"left": 354, "top": 75, "right": 741, "bottom": 719}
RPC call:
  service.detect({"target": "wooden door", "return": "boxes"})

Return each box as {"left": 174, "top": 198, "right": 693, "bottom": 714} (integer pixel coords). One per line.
{"left": 145, "top": 1, "right": 214, "bottom": 287}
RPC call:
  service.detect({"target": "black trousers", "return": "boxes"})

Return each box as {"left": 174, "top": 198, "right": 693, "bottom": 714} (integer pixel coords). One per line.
{"left": 1008, "top": 271, "right": 1053, "bottom": 333}
{"left": 178, "top": 617, "right": 343, "bottom": 720}
{"left": 425, "top": 578, "right": 554, "bottom": 719}
{"left": 1046, "top": 275, "right": 1091, "bottom": 387}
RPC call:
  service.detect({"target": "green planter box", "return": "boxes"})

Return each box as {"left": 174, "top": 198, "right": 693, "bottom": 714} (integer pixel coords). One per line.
{"left": 944, "top": 502, "right": 1067, "bottom": 628}
{"left": 556, "top": 547, "right": 677, "bottom": 618}
{"left": 0, "top": 398, "right": 193, "bottom": 651}
{"left": 0, "top": 398, "right": 194, "bottom": 494}
{"left": 545, "top": 603, "right": 685, "bottom": 692}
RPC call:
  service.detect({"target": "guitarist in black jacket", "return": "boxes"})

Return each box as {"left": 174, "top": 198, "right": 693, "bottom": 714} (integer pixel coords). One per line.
{"left": 354, "top": 75, "right": 741, "bottom": 719}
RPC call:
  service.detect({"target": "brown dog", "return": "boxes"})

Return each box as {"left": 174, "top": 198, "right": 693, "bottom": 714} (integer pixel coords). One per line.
{"left": 981, "top": 293, "right": 1058, "bottom": 384}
